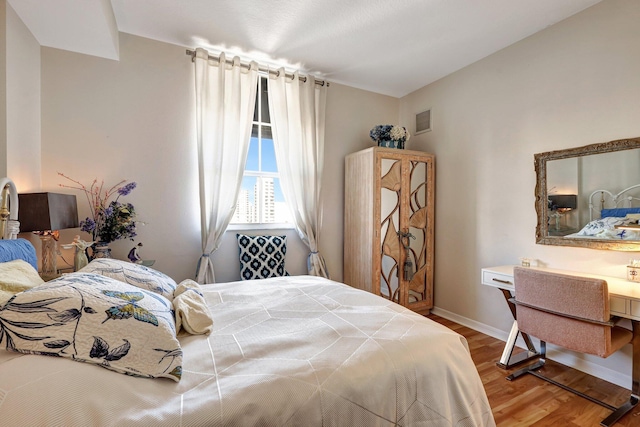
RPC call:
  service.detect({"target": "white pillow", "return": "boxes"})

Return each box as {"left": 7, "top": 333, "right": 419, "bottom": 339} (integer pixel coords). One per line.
{"left": 79, "top": 258, "right": 177, "bottom": 300}
{"left": 0, "top": 272, "right": 182, "bottom": 381}
{"left": 0, "top": 259, "right": 44, "bottom": 305}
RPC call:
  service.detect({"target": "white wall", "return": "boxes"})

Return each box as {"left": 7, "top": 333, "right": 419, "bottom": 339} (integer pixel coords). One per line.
{"left": 6, "top": 2, "right": 40, "bottom": 190}
{"left": 41, "top": 34, "right": 200, "bottom": 279}
{"left": 399, "top": 0, "right": 640, "bottom": 383}
{"left": 0, "top": 0, "right": 40, "bottom": 198}
{"left": 0, "top": 1, "right": 6, "bottom": 178}
{"left": 39, "top": 33, "right": 399, "bottom": 283}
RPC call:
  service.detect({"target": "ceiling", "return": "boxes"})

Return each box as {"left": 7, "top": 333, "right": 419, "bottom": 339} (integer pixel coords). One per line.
{"left": 9, "top": 0, "right": 602, "bottom": 97}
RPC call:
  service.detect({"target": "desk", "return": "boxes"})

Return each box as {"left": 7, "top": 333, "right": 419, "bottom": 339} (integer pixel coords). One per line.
{"left": 482, "top": 265, "right": 640, "bottom": 426}
{"left": 481, "top": 266, "right": 539, "bottom": 368}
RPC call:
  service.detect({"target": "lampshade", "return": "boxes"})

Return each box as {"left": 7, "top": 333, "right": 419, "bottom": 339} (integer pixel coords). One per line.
{"left": 18, "top": 193, "right": 79, "bottom": 232}
{"left": 548, "top": 194, "right": 577, "bottom": 210}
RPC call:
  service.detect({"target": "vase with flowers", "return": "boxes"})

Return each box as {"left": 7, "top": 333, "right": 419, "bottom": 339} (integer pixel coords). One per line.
{"left": 369, "top": 125, "right": 411, "bottom": 149}
{"left": 59, "top": 173, "right": 139, "bottom": 259}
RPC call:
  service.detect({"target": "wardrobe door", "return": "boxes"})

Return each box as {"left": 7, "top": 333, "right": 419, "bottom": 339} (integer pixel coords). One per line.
{"left": 379, "top": 156, "right": 402, "bottom": 303}
{"left": 403, "top": 157, "right": 434, "bottom": 313}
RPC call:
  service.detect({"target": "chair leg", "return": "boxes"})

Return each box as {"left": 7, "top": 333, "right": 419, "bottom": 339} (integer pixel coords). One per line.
{"left": 600, "top": 320, "right": 640, "bottom": 426}
{"left": 600, "top": 396, "right": 639, "bottom": 427}
{"left": 505, "top": 341, "right": 638, "bottom": 426}
{"left": 506, "top": 359, "right": 545, "bottom": 381}
{"left": 506, "top": 341, "right": 547, "bottom": 381}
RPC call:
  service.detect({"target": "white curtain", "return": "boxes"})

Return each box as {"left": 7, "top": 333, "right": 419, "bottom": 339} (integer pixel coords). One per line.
{"left": 268, "top": 71, "right": 329, "bottom": 278}
{"left": 194, "top": 48, "right": 258, "bottom": 283}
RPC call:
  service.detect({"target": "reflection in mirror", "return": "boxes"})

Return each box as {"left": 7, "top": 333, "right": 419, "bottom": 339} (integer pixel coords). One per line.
{"left": 380, "top": 158, "right": 400, "bottom": 301}
{"left": 408, "top": 160, "right": 428, "bottom": 306}
{"left": 535, "top": 137, "right": 640, "bottom": 250}
{"left": 546, "top": 157, "right": 578, "bottom": 235}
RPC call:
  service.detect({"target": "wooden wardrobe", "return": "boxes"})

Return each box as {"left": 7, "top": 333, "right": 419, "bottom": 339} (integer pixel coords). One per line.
{"left": 344, "top": 147, "right": 435, "bottom": 314}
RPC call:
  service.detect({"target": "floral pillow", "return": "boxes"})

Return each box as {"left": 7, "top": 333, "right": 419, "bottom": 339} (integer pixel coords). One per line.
{"left": 237, "top": 234, "right": 289, "bottom": 280}
{"left": 79, "top": 258, "right": 177, "bottom": 300}
{"left": 0, "top": 272, "right": 182, "bottom": 381}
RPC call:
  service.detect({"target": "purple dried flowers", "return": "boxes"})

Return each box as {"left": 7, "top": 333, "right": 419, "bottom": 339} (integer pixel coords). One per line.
{"left": 80, "top": 218, "right": 96, "bottom": 235}
{"left": 59, "top": 173, "right": 139, "bottom": 244}
{"left": 117, "top": 182, "right": 137, "bottom": 197}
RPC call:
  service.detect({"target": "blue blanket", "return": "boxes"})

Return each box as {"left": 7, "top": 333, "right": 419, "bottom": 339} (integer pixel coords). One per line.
{"left": 0, "top": 238, "right": 37, "bottom": 269}
{"left": 600, "top": 207, "right": 640, "bottom": 218}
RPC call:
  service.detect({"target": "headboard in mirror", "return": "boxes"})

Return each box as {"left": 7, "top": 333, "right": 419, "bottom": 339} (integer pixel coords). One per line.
{"left": 535, "top": 137, "right": 640, "bottom": 251}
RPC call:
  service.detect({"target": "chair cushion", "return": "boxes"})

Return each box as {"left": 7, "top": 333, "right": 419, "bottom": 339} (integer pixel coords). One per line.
{"left": 517, "top": 305, "right": 621, "bottom": 357}
{"left": 611, "top": 326, "right": 634, "bottom": 356}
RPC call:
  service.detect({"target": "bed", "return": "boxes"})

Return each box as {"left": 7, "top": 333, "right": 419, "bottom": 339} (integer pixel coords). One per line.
{"left": 566, "top": 184, "right": 640, "bottom": 240}
{"left": 0, "top": 178, "right": 495, "bottom": 426}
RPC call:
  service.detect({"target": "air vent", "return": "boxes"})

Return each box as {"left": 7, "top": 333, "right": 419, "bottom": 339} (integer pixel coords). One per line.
{"left": 415, "top": 109, "right": 431, "bottom": 134}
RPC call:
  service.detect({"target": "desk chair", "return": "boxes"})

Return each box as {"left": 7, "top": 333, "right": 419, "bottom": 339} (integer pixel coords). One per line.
{"left": 507, "top": 267, "right": 637, "bottom": 427}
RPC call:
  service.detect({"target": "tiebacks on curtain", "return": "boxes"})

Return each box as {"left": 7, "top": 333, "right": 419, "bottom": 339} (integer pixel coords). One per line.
{"left": 186, "top": 49, "right": 328, "bottom": 87}
{"left": 195, "top": 253, "right": 210, "bottom": 279}
{"left": 307, "top": 251, "right": 330, "bottom": 279}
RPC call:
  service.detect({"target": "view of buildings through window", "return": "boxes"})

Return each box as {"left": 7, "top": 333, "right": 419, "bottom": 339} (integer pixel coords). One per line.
{"left": 231, "top": 76, "right": 291, "bottom": 224}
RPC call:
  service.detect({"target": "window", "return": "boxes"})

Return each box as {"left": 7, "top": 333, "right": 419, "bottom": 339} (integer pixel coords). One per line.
{"left": 231, "top": 76, "right": 291, "bottom": 226}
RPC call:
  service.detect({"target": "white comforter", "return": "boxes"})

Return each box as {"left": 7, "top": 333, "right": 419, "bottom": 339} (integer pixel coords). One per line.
{"left": 0, "top": 275, "right": 495, "bottom": 426}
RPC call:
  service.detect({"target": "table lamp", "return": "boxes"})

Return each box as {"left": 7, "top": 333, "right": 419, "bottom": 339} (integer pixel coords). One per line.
{"left": 18, "top": 192, "right": 79, "bottom": 279}
{"left": 548, "top": 194, "right": 577, "bottom": 212}
{"left": 548, "top": 194, "right": 577, "bottom": 231}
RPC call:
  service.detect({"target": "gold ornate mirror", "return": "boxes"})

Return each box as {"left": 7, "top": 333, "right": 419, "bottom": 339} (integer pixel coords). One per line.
{"left": 535, "top": 137, "right": 640, "bottom": 251}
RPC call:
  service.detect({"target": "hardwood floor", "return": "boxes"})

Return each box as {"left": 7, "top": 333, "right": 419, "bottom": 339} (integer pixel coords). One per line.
{"left": 427, "top": 314, "right": 639, "bottom": 426}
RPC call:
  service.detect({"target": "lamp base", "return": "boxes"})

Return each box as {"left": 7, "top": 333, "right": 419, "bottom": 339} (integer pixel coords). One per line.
{"left": 40, "top": 234, "right": 58, "bottom": 280}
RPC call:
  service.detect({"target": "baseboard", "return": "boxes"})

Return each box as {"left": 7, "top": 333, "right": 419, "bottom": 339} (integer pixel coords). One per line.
{"left": 431, "top": 306, "right": 632, "bottom": 390}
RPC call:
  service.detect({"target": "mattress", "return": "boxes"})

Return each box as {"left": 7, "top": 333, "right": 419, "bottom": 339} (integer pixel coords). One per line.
{"left": 0, "top": 275, "right": 495, "bottom": 426}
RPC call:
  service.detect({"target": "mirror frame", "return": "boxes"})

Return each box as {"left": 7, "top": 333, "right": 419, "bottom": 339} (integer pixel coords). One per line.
{"left": 535, "top": 137, "right": 640, "bottom": 251}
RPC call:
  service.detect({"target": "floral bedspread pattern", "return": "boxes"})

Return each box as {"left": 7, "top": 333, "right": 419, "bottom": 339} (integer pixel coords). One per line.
{"left": 574, "top": 216, "right": 640, "bottom": 240}
{"left": 0, "top": 276, "right": 495, "bottom": 426}
{"left": 0, "top": 273, "right": 181, "bottom": 381}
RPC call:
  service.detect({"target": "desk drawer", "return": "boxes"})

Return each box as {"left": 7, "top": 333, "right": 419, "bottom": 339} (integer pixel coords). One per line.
{"left": 611, "top": 296, "right": 628, "bottom": 316}
{"left": 482, "top": 269, "right": 514, "bottom": 289}
{"left": 628, "top": 300, "right": 640, "bottom": 319}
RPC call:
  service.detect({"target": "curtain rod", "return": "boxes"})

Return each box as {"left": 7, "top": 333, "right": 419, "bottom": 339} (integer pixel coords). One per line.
{"left": 185, "top": 49, "right": 328, "bottom": 87}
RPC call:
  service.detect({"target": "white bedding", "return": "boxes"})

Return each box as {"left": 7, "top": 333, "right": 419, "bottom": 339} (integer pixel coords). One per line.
{"left": 567, "top": 216, "right": 640, "bottom": 240}
{"left": 0, "top": 275, "right": 495, "bottom": 426}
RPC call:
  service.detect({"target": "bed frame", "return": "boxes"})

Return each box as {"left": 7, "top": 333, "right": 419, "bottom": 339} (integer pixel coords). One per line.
{"left": 0, "top": 177, "right": 19, "bottom": 239}
{"left": 588, "top": 183, "right": 640, "bottom": 221}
